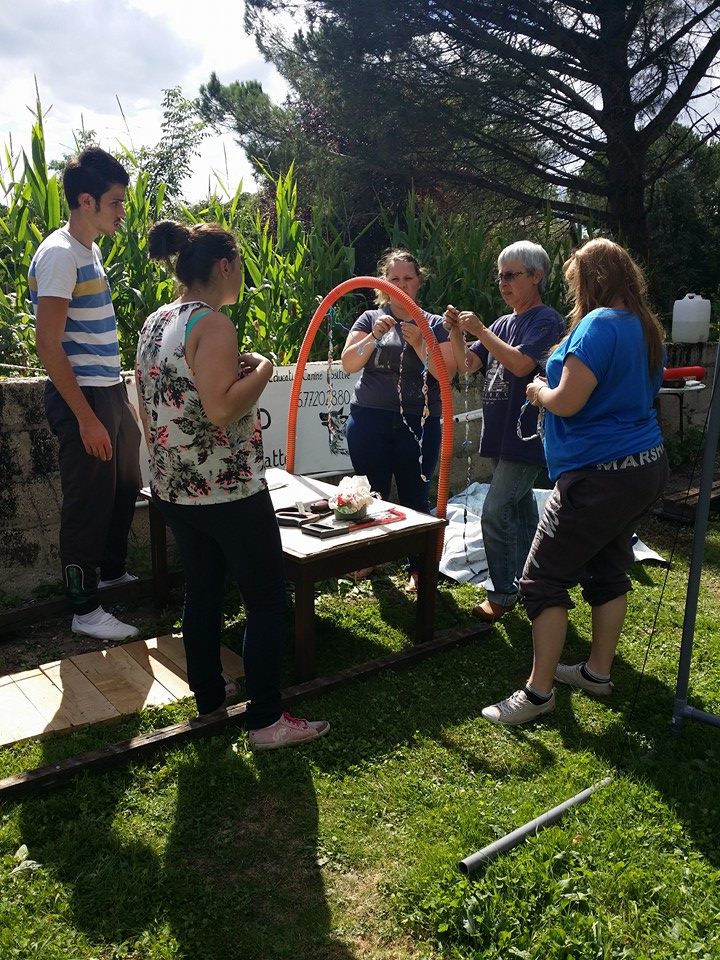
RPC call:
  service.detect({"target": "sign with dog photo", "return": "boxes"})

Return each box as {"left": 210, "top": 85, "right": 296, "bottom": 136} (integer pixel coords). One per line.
{"left": 260, "top": 362, "right": 360, "bottom": 475}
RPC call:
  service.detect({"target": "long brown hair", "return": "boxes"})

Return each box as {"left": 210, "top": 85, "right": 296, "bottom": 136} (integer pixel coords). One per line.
{"left": 563, "top": 238, "right": 664, "bottom": 373}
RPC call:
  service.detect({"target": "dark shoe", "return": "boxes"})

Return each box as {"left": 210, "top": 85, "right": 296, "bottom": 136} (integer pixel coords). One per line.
{"left": 471, "top": 599, "right": 516, "bottom": 623}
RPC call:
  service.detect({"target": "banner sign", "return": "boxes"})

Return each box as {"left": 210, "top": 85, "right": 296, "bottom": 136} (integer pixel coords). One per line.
{"left": 261, "top": 361, "right": 360, "bottom": 475}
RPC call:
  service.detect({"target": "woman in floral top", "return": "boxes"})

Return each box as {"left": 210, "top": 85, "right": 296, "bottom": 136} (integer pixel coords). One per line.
{"left": 136, "top": 220, "right": 328, "bottom": 749}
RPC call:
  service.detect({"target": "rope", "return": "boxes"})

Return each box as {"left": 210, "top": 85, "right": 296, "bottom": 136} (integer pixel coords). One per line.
{"left": 0, "top": 363, "right": 44, "bottom": 374}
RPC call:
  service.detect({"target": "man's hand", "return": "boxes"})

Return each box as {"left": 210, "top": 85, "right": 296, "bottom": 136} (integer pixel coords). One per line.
{"left": 79, "top": 415, "right": 113, "bottom": 460}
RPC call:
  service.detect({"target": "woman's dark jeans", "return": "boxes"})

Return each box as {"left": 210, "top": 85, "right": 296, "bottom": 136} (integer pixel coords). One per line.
{"left": 156, "top": 487, "right": 286, "bottom": 727}
{"left": 345, "top": 404, "right": 441, "bottom": 573}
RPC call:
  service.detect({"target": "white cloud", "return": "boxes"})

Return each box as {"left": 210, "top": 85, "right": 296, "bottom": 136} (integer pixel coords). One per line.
{"left": 0, "top": 0, "right": 290, "bottom": 200}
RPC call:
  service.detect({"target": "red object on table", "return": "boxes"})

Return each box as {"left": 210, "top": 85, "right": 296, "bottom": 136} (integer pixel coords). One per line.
{"left": 663, "top": 366, "right": 706, "bottom": 382}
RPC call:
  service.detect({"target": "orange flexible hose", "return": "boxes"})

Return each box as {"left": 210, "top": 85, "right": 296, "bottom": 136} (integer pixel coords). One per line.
{"left": 285, "top": 277, "right": 454, "bottom": 559}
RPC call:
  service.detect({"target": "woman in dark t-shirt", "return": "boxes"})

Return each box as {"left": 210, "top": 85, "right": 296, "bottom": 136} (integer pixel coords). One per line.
{"left": 340, "top": 248, "right": 456, "bottom": 591}
{"left": 445, "top": 241, "right": 565, "bottom": 623}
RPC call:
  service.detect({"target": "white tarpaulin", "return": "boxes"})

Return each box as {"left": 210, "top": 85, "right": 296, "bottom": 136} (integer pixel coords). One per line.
{"left": 439, "top": 482, "right": 668, "bottom": 586}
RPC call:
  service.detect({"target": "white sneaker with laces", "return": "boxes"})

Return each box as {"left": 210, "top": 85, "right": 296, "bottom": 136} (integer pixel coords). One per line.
{"left": 481, "top": 688, "right": 555, "bottom": 726}
{"left": 98, "top": 572, "right": 139, "bottom": 589}
{"left": 554, "top": 662, "right": 613, "bottom": 697}
{"left": 71, "top": 607, "right": 139, "bottom": 640}
{"left": 249, "top": 712, "right": 330, "bottom": 750}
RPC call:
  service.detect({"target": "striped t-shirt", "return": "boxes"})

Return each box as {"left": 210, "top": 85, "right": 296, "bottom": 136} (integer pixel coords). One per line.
{"left": 29, "top": 226, "right": 121, "bottom": 386}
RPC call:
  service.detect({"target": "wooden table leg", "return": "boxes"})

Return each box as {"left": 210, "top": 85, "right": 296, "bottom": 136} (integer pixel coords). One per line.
{"left": 415, "top": 529, "right": 439, "bottom": 644}
{"left": 292, "top": 566, "right": 317, "bottom": 681}
{"left": 148, "top": 499, "right": 170, "bottom": 610}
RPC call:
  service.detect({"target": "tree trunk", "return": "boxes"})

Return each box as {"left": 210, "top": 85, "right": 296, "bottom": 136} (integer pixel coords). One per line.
{"left": 606, "top": 153, "right": 650, "bottom": 264}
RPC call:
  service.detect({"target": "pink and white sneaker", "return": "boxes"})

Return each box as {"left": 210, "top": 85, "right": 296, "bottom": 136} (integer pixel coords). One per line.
{"left": 249, "top": 711, "right": 330, "bottom": 751}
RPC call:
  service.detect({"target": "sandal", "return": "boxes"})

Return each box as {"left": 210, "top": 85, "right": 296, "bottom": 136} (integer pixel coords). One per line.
{"left": 472, "top": 599, "right": 516, "bottom": 624}
{"left": 405, "top": 572, "right": 419, "bottom": 594}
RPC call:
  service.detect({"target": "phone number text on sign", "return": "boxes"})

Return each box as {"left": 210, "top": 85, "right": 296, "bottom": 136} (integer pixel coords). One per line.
{"left": 297, "top": 389, "right": 353, "bottom": 409}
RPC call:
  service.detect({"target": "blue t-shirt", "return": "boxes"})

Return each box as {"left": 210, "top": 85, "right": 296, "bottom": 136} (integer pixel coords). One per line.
{"left": 350, "top": 308, "right": 450, "bottom": 416}
{"left": 543, "top": 307, "right": 664, "bottom": 480}
{"left": 469, "top": 304, "right": 565, "bottom": 464}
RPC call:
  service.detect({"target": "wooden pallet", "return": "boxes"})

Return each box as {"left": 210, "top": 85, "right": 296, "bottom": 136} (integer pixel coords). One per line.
{"left": 0, "top": 634, "right": 244, "bottom": 748}
{"left": 655, "top": 478, "right": 720, "bottom": 522}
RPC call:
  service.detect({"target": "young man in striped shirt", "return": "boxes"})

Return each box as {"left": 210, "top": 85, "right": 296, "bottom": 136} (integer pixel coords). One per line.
{"left": 30, "top": 147, "right": 142, "bottom": 640}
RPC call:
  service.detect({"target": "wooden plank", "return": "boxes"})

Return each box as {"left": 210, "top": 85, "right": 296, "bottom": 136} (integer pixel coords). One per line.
{"left": 0, "top": 680, "right": 49, "bottom": 746}
{"left": 39, "top": 660, "right": 119, "bottom": 726}
{"left": 148, "top": 634, "right": 244, "bottom": 680}
{"left": 150, "top": 634, "right": 187, "bottom": 673}
{"left": 122, "top": 640, "right": 192, "bottom": 699}
{"left": 0, "top": 623, "right": 489, "bottom": 799}
{"left": 661, "top": 478, "right": 720, "bottom": 505}
{"left": 656, "top": 478, "right": 720, "bottom": 522}
{"left": 220, "top": 646, "right": 245, "bottom": 680}
{"left": 11, "top": 669, "right": 77, "bottom": 734}
{"left": 70, "top": 647, "right": 176, "bottom": 713}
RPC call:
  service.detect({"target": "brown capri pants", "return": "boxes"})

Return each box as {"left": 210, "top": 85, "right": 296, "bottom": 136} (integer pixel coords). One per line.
{"left": 520, "top": 445, "right": 668, "bottom": 621}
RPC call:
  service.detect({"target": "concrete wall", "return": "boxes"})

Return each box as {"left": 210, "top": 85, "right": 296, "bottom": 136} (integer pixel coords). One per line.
{"left": 1, "top": 340, "right": 714, "bottom": 601}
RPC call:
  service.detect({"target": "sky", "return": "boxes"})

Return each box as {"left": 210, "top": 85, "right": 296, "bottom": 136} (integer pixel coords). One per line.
{"left": 0, "top": 0, "right": 294, "bottom": 200}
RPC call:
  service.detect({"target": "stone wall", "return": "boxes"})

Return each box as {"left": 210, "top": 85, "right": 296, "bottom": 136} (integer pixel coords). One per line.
{"left": 0, "top": 375, "right": 153, "bottom": 602}
{"left": 1, "top": 341, "right": 714, "bottom": 601}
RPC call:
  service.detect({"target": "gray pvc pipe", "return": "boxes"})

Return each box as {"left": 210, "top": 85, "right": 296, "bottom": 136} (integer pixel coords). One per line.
{"left": 673, "top": 342, "right": 720, "bottom": 735}
{"left": 458, "top": 776, "right": 613, "bottom": 875}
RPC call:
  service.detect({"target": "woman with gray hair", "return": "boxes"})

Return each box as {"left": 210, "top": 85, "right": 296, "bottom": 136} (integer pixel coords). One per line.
{"left": 445, "top": 241, "right": 565, "bottom": 622}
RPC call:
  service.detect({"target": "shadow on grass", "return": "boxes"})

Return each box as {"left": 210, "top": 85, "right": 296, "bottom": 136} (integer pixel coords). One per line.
{"left": 552, "top": 634, "right": 720, "bottom": 868}
{"left": 17, "top": 723, "right": 356, "bottom": 960}
{"left": 163, "top": 741, "right": 356, "bottom": 960}
{"left": 301, "top": 600, "right": 720, "bottom": 870}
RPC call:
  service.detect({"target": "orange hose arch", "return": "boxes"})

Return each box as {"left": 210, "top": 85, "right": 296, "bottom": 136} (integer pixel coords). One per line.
{"left": 286, "top": 276, "right": 454, "bottom": 559}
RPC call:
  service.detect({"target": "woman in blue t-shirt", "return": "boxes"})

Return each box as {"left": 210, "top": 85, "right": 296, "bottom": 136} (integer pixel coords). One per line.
{"left": 482, "top": 238, "right": 668, "bottom": 726}
{"left": 341, "top": 248, "right": 456, "bottom": 591}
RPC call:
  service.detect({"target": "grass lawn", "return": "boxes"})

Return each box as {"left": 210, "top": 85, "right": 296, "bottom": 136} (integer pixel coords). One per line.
{"left": 1, "top": 513, "right": 719, "bottom": 960}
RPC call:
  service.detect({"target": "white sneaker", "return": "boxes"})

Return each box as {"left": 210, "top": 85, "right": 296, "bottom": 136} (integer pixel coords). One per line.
{"left": 98, "top": 572, "right": 139, "bottom": 589}
{"left": 554, "top": 662, "right": 614, "bottom": 697}
{"left": 249, "top": 712, "right": 330, "bottom": 750}
{"left": 71, "top": 607, "right": 139, "bottom": 640}
{"left": 481, "top": 689, "right": 555, "bottom": 726}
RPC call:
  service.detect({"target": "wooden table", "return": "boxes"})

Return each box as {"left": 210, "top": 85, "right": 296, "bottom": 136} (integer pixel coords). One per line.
{"left": 143, "top": 469, "right": 446, "bottom": 681}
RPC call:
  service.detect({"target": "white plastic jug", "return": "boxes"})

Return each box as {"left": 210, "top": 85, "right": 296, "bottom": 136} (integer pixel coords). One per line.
{"left": 672, "top": 293, "right": 711, "bottom": 343}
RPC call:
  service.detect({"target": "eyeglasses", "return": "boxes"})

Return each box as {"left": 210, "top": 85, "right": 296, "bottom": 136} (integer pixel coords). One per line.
{"left": 496, "top": 270, "right": 527, "bottom": 283}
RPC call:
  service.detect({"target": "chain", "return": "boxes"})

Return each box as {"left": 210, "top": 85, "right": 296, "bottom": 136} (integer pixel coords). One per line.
{"left": 396, "top": 318, "right": 429, "bottom": 483}
{"left": 461, "top": 338, "right": 485, "bottom": 579}
{"left": 324, "top": 307, "right": 345, "bottom": 451}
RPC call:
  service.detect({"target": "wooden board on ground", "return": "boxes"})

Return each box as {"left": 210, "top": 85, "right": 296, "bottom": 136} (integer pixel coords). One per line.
{"left": 655, "top": 478, "right": 720, "bottom": 522}
{"left": 0, "top": 637, "right": 244, "bottom": 748}
{"left": 70, "top": 647, "right": 174, "bottom": 713}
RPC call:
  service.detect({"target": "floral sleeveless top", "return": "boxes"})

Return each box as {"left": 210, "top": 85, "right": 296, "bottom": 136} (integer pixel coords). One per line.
{"left": 136, "top": 300, "right": 266, "bottom": 505}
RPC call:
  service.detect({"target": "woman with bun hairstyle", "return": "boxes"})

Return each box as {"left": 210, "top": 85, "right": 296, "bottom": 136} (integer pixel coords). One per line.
{"left": 135, "top": 220, "right": 329, "bottom": 749}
